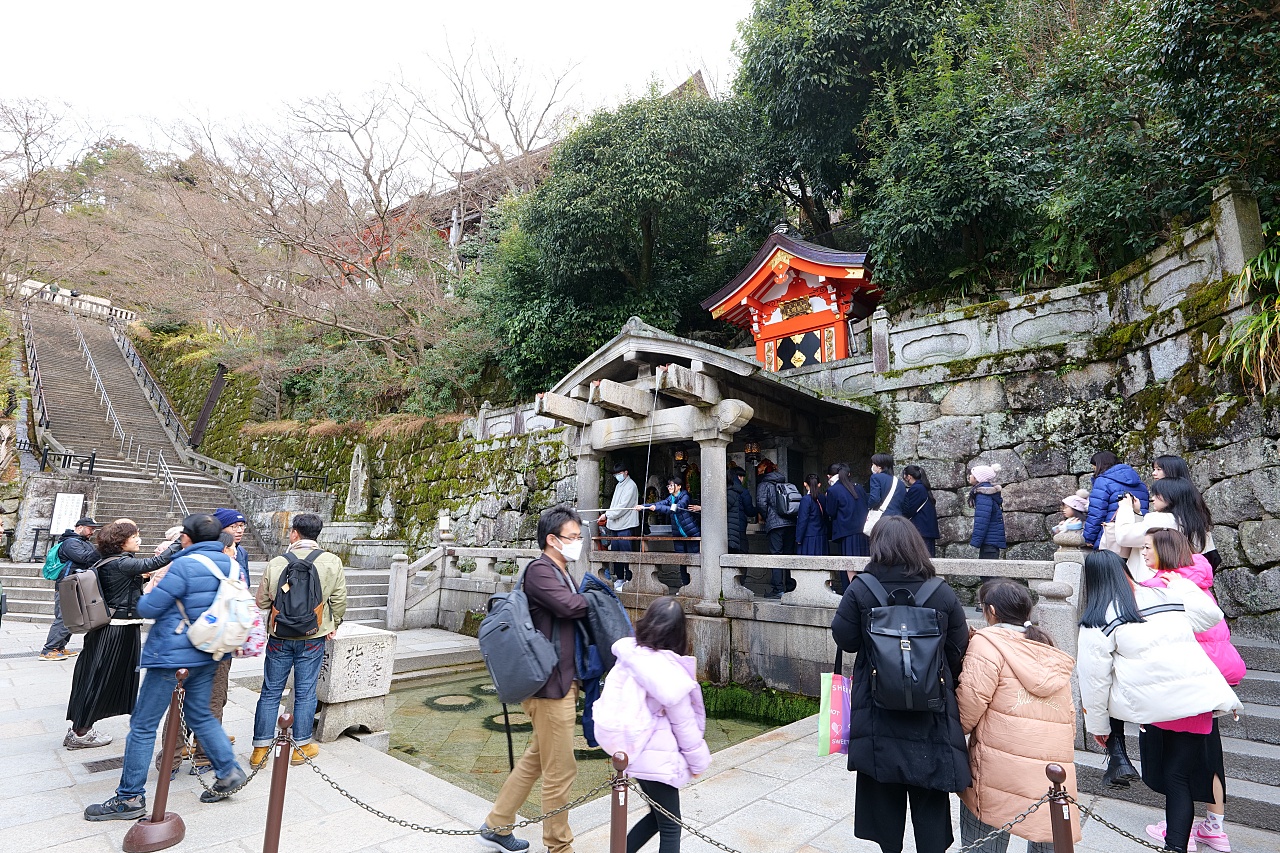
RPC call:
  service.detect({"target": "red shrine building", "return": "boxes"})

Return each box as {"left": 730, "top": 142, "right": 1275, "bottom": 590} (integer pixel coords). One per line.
{"left": 700, "top": 231, "right": 879, "bottom": 371}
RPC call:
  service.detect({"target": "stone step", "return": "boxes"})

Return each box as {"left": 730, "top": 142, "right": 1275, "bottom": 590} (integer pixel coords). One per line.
{"left": 5, "top": 597, "right": 56, "bottom": 615}
{"left": 1237, "top": 636, "right": 1280, "bottom": 674}
{"left": 1112, "top": 728, "right": 1280, "bottom": 788}
{"left": 2, "top": 612, "right": 54, "bottom": 625}
{"left": 391, "top": 646, "right": 485, "bottom": 676}
{"left": 346, "top": 594, "right": 388, "bottom": 608}
{"left": 1237, "top": 671, "right": 1280, "bottom": 707}
{"left": 0, "top": 564, "right": 50, "bottom": 579}
{"left": 346, "top": 583, "right": 389, "bottom": 597}
{"left": 1221, "top": 703, "right": 1280, "bottom": 746}
{"left": 1075, "top": 748, "right": 1280, "bottom": 832}
{"left": 0, "top": 583, "right": 54, "bottom": 602}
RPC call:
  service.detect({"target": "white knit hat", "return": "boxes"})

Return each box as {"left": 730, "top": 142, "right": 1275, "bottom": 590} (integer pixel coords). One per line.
{"left": 970, "top": 462, "right": 1002, "bottom": 484}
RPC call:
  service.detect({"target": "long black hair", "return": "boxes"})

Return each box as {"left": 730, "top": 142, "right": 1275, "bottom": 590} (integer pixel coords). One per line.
{"left": 828, "top": 461, "right": 863, "bottom": 500}
{"left": 1080, "top": 550, "right": 1145, "bottom": 629}
{"left": 869, "top": 516, "right": 935, "bottom": 578}
{"left": 1090, "top": 450, "right": 1119, "bottom": 476}
{"left": 1153, "top": 454, "right": 1192, "bottom": 481}
{"left": 902, "top": 464, "right": 936, "bottom": 504}
{"left": 1150, "top": 477, "right": 1212, "bottom": 552}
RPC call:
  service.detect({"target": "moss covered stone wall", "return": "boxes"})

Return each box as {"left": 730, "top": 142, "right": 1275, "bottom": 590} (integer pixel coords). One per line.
{"left": 129, "top": 327, "right": 259, "bottom": 461}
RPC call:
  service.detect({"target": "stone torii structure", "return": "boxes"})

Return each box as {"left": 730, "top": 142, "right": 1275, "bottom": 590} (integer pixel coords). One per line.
{"left": 535, "top": 317, "right": 874, "bottom": 616}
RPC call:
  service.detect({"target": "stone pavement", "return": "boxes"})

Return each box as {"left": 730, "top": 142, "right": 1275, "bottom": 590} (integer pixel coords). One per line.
{"left": 4, "top": 619, "right": 1279, "bottom": 852}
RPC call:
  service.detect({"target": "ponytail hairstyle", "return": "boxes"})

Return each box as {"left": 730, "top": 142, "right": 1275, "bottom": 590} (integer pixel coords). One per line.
{"left": 828, "top": 461, "right": 862, "bottom": 499}
{"left": 902, "top": 464, "right": 936, "bottom": 504}
{"left": 1149, "top": 476, "right": 1212, "bottom": 553}
{"left": 804, "top": 473, "right": 822, "bottom": 496}
{"left": 979, "top": 578, "right": 1054, "bottom": 646}
{"left": 1148, "top": 527, "right": 1195, "bottom": 572}
{"left": 1080, "top": 550, "right": 1145, "bottom": 629}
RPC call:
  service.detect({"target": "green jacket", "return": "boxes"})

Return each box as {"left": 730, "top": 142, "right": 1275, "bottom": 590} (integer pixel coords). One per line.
{"left": 256, "top": 539, "right": 347, "bottom": 639}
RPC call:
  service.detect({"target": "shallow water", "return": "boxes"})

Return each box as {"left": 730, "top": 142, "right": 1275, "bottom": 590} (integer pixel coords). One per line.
{"left": 385, "top": 671, "right": 773, "bottom": 813}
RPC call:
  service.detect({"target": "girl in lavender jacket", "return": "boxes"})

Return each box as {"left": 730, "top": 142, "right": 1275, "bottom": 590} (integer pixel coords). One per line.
{"left": 611, "top": 597, "right": 711, "bottom": 853}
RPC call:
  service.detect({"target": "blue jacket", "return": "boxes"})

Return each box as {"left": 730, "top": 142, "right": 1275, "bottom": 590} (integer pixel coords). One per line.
{"left": 649, "top": 491, "right": 700, "bottom": 538}
{"left": 869, "top": 472, "right": 908, "bottom": 515}
{"left": 796, "top": 493, "right": 829, "bottom": 555}
{"left": 824, "top": 480, "right": 868, "bottom": 540}
{"left": 1083, "top": 464, "right": 1150, "bottom": 548}
{"left": 726, "top": 480, "right": 757, "bottom": 552}
{"left": 903, "top": 481, "right": 939, "bottom": 539}
{"left": 136, "top": 540, "right": 238, "bottom": 670}
{"left": 969, "top": 484, "right": 1007, "bottom": 549}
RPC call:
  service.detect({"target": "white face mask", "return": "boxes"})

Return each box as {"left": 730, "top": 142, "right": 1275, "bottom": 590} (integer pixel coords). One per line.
{"left": 554, "top": 536, "right": 583, "bottom": 562}
{"left": 615, "top": 473, "right": 626, "bottom": 483}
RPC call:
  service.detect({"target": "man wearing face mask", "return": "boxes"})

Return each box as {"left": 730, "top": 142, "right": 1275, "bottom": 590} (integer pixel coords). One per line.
{"left": 480, "top": 505, "right": 590, "bottom": 853}
{"left": 597, "top": 462, "right": 639, "bottom": 591}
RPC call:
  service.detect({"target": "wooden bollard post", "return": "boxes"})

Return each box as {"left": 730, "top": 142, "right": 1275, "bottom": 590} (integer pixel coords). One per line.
{"left": 261, "top": 713, "right": 295, "bottom": 853}
{"left": 123, "top": 669, "right": 188, "bottom": 853}
{"left": 1046, "top": 763, "right": 1075, "bottom": 853}
{"left": 610, "top": 752, "right": 629, "bottom": 853}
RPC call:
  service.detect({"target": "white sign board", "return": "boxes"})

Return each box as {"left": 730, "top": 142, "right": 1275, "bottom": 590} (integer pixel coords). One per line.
{"left": 50, "top": 493, "right": 85, "bottom": 534}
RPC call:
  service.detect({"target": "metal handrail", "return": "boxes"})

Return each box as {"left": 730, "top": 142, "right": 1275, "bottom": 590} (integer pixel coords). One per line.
{"left": 240, "top": 466, "right": 330, "bottom": 491}
{"left": 20, "top": 310, "right": 51, "bottom": 429}
{"left": 107, "top": 318, "right": 192, "bottom": 448}
{"left": 156, "top": 451, "right": 190, "bottom": 517}
{"left": 70, "top": 309, "right": 130, "bottom": 454}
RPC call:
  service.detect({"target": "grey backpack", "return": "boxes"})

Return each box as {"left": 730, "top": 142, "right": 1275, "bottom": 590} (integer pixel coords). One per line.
{"left": 479, "top": 568, "right": 560, "bottom": 704}
{"left": 60, "top": 566, "right": 111, "bottom": 633}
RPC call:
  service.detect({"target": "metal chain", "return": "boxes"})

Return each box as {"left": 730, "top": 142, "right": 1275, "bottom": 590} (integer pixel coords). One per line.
{"left": 295, "top": 744, "right": 616, "bottom": 836}
{"left": 1068, "top": 794, "right": 1170, "bottom": 852}
{"left": 174, "top": 689, "right": 269, "bottom": 799}
{"left": 951, "top": 794, "right": 1051, "bottom": 853}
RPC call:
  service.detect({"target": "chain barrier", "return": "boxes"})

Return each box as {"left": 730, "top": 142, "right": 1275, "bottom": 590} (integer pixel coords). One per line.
{"left": 174, "top": 691, "right": 1166, "bottom": 852}
{"left": 1068, "top": 794, "right": 1169, "bottom": 852}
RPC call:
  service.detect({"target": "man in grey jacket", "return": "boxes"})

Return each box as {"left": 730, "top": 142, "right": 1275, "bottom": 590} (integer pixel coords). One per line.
{"left": 597, "top": 462, "right": 639, "bottom": 590}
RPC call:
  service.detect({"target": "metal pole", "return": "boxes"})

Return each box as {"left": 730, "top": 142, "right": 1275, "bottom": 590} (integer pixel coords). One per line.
{"left": 261, "top": 713, "right": 295, "bottom": 853}
{"left": 123, "top": 669, "right": 188, "bottom": 852}
{"left": 1046, "top": 763, "right": 1075, "bottom": 853}
{"left": 610, "top": 752, "right": 629, "bottom": 853}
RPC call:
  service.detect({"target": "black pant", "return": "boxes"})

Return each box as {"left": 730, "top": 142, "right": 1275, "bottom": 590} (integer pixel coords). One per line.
{"left": 854, "top": 773, "right": 953, "bottom": 853}
{"left": 767, "top": 527, "right": 796, "bottom": 594}
{"left": 1140, "top": 726, "right": 1214, "bottom": 853}
{"left": 627, "top": 778, "right": 681, "bottom": 853}
{"left": 605, "top": 526, "right": 636, "bottom": 580}
{"left": 978, "top": 545, "right": 1000, "bottom": 559}
{"left": 922, "top": 538, "right": 936, "bottom": 557}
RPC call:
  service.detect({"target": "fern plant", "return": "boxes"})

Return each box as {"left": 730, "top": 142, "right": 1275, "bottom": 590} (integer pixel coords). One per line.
{"left": 1213, "top": 224, "right": 1280, "bottom": 393}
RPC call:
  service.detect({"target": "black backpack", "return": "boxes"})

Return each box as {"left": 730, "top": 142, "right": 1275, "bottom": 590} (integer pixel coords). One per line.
{"left": 271, "top": 550, "right": 325, "bottom": 638}
{"left": 772, "top": 481, "right": 802, "bottom": 518}
{"left": 580, "top": 584, "right": 633, "bottom": 671}
{"left": 856, "top": 574, "right": 949, "bottom": 713}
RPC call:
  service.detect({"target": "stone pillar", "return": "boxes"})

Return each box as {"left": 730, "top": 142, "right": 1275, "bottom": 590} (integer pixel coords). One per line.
{"left": 386, "top": 552, "right": 409, "bottom": 630}
{"left": 1212, "top": 181, "right": 1265, "bottom": 277}
{"left": 1052, "top": 532, "right": 1088, "bottom": 613}
{"left": 695, "top": 437, "right": 730, "bottom": 616}
{"left": 871, "top": 307, "right": 890, "bottom": 373}
{"left": 439, "top": 510, "right": 459, "bottom": 578}
{"left": 314, "top": 623, "right": 397, "bottom": 745}
{"left": 575, "top": 450, "right": 600, "bottom": 580}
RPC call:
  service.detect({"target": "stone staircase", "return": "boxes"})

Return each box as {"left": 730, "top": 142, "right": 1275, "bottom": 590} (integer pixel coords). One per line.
{"left": 1075, "top": 635, "right": 1280, "bottom": 831}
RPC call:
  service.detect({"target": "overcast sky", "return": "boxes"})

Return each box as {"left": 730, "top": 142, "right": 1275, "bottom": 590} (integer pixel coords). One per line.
{"left": 7, "top": 0, "right": 753, "bottom": 148}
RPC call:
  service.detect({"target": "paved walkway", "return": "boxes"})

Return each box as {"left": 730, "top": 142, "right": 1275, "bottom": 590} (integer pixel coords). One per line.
{"left": 3, "top": 620, "right": 1278, "bottom": 852}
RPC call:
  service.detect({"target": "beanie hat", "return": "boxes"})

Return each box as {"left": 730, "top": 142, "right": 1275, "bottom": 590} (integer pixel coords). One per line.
{"left": 213, "top": 507, "right": 247, "bottom": 529}
{"left": 1062, "top": 489, "right": 1089, "bottom": 513}
{"left": 970, "top": 462, "right": 1002, "bottom": 484}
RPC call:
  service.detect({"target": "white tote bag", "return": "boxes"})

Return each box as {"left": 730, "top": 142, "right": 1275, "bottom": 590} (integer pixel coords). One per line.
{"left": 862, "top": 476, "right": 900, "bottom": 536}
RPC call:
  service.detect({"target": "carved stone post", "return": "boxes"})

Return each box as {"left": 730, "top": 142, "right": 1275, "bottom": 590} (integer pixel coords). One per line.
{"left": 695, "top": 436, "right": 730, "bottom": 616}
{"left": 871, "top": 307, "right": 891, "bottom": 373}
{"left": 1052, "top": 530, "right": 1088, "bottom": 613}
{"left": 386, "top": 552, "right": 409, "bottom": 631}
{"left": 439, "top": 510, "right": 459, "bottom": 578}
{"left": 575, "top": 450, "right": 600, "bottom": 582}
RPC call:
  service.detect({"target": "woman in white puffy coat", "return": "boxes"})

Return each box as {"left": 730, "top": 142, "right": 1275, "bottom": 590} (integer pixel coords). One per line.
{"left": 1077, "top": 550, "right": 1241, "bottom": 853}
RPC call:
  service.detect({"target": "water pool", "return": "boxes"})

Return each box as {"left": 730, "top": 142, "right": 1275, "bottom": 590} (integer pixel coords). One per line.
{"left": 385, "top": 671, "right": 775, "bottom": 812}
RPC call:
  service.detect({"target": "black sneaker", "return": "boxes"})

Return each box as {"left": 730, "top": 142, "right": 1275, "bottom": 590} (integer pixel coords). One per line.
{"left": 84, "top": 795, "right": 146, "bottom": 822}
{"left": 478, "top": 823, "right": 530, "bottom": 852}
{"left": 198, "top": 765, "right": 247, "bottom": 803}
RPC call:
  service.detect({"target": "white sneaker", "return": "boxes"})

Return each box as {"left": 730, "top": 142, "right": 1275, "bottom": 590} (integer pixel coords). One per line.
{"left": 65, "top": 728, "right": 113, "bottom": 750}
{"left": 613, "top": 579, "right": 625, "bottom": 592}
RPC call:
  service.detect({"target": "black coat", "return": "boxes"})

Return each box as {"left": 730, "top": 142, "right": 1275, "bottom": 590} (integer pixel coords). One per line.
{"left": 96, "top": 543, "right": 181, "bottom": 619}
{"left": 902, "top": 481, "right": 939, "bottom": 539}
{"left": 831, "top": 562, "right": 971, "bottom": 792}
{"left": 726, "top": 480, "right": 756, "bottom": 552}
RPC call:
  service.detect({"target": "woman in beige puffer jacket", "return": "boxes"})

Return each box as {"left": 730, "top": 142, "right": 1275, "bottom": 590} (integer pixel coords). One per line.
{"left": 957, "top": 580, "right": 1082, "bottom": 851}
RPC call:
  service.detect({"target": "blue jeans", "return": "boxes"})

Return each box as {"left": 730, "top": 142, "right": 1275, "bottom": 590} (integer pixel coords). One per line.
{"left": 119, "top": 663, "right": 238, "bottom": 798}
{"left": 253, "top": 637, "right": 326, "bottom": 747}
{"left": 42, "top": 580, "right": 71, "bottom": 653}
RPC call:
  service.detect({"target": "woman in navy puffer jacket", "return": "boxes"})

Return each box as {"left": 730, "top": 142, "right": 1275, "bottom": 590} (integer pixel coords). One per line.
{"left": 1082, "top": 451, "right": 1150, "bottom": 549}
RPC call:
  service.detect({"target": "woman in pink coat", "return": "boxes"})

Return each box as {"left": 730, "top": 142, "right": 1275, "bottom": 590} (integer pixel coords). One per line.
{"left": 607, "top": 597, "right": 711, "bottom": 853}
{"left": 1140, "top": 528, "right": 1245, "bottom": 852}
